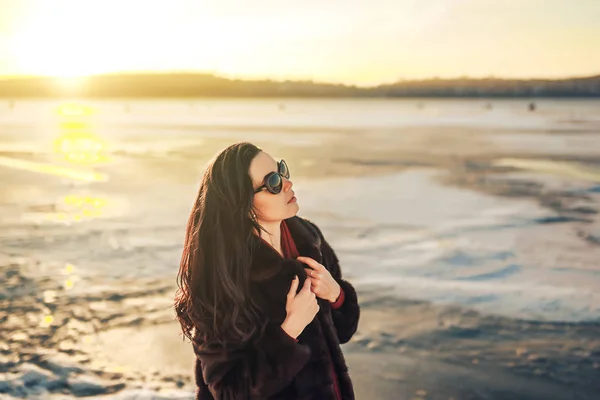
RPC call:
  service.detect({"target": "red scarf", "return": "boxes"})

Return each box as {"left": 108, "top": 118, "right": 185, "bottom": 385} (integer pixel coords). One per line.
{"left": 281, "top": 219, "right": 300, "bottom": 259}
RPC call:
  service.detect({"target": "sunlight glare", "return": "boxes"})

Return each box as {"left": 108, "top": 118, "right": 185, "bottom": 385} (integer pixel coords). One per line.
{"left": 10, "top": 0, "right": 160, "bottom": 77}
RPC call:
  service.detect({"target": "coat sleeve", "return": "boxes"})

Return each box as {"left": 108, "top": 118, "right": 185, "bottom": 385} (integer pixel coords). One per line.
{"left": 193, "top": 323, "right": 312, "bottom": 399}
{"left": 307, "top": 220, "right": 360, "bottom": 344}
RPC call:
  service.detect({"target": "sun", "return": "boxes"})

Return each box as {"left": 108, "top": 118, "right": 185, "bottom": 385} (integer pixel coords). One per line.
{"left": 11, "top": 24, "right": 114, "bottom": 78}
{"left": 8, "top": 0, "right": 152, "bottom": 78}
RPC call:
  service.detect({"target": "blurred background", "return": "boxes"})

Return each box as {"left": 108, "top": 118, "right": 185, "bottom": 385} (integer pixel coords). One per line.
{"left": 1, "top": 1, "right": 599, "bottom": 399}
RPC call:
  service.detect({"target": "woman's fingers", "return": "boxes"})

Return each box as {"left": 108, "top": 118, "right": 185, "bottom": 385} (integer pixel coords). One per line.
{"left": 304, "top": 267, "right": 320, "bottom": 279}
{"left": 296, "top": 256, "right": 322, "bottom": 270}
{"left": 302, "top": 277, "right": 312, "bottom": 292}
{"left": 288, "top": 275, "right": 299, "bottom": 299}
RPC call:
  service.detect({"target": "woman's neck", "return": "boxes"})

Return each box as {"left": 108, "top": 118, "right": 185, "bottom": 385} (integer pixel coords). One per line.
{"left": 258, "top": 220, "right": 283, "bottom": 256}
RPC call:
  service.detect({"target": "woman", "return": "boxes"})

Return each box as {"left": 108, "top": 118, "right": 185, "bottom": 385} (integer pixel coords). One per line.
{"left": 175, "top": 142, "right": 360, "bottom": 399}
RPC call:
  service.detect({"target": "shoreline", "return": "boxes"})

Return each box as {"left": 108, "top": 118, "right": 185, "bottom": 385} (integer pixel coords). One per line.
{"left": 2, "top": 260, "right": 599, "bottom": 399}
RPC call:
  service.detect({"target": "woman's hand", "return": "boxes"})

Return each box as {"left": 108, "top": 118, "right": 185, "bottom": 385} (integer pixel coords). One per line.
{"left": 297, "top": 256, "right": 341, "bottom": 303}
{"left": 282, "top": 276, "right": 319, "bottom": 339}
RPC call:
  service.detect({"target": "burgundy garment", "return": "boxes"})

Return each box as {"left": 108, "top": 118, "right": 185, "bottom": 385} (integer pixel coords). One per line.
{"left": 280, "top": 219, "right": 299, "bottom": 259}
{"left": 280, "top": 220, "right": 343, "bottom": 400}
{"left": 330, "top": 286, "right": 345, "bottom": 309}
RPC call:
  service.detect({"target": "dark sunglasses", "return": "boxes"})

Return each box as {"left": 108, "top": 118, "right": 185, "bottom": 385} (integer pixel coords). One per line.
{"left": 254, "top": 159, "right": 290, "bottom": 194}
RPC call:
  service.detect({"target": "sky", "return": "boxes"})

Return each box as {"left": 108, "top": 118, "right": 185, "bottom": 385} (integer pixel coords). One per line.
{"left": 0, "top": 0, "right": 599, "bottom": 86}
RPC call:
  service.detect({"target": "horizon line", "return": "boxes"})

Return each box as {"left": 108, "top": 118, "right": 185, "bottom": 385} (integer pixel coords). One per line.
{"left": 1, "top": 71, "right": 599, "bottom": 88}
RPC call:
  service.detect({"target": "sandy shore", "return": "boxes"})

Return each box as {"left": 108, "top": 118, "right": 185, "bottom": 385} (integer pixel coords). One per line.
{"left": 1, "top": 259, "right": 599, "bottom": 399}
{"left": 2, "top": 99, "right": 600, "bottom": 399}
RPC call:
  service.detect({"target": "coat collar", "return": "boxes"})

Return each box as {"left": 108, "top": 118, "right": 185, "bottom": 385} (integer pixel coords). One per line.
{"left": 250, "top": 216, "right": 323, "bottom": 282}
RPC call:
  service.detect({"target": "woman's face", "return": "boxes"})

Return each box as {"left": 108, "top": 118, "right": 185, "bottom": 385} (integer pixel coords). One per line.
{"left": 249, "top": 151, "right": 299, "bottom": 223}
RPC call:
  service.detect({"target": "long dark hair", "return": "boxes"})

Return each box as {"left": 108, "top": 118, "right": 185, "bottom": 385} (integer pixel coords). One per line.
{"left": 175, "top": 142, "right": 265, "bottom": 347}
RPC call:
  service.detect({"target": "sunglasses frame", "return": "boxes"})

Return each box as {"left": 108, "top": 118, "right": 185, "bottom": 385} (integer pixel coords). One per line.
{"left": 253, "top": 159, "right": 290, "bottom": 194}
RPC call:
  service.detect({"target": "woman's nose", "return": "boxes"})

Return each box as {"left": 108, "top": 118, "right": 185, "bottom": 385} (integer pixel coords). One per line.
{"left": 283, "top": 177, "right": 293, "bottom": 191}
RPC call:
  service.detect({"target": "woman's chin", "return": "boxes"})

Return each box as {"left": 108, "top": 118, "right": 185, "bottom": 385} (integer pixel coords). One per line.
{"left": 287, "top": 202, "right": 300, "bottom": 216}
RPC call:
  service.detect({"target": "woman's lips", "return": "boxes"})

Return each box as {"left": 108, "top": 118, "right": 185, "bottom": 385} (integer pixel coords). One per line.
{"left": 288, "top": 196, "right": 297, "bottom": 203}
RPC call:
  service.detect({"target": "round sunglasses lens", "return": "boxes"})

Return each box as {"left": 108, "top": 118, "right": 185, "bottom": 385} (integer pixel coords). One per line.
{"left": 267, "top": 173, "right": 282, "bottom": 193}
{"left": 279, "top": 161, "right": 290, "bottom": 179}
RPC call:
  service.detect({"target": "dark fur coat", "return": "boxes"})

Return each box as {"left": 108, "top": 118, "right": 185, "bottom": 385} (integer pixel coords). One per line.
{"left": 192, "top": 216, "right": 360, "bottom": 399}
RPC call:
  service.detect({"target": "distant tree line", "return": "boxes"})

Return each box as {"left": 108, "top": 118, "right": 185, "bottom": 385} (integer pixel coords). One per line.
{"left": 0, "top": 73, "right": 599, "bottom": 98}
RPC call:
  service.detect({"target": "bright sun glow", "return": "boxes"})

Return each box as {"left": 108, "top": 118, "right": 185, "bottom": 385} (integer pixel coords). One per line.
{"left": 13, "top": 37, "right": 107, "bottom": 78}
{"left": 11, "top": 22, "right": 114, "bottom": 78}
{"left": 9, "top": 0, "right": 167, "bottom": 78}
